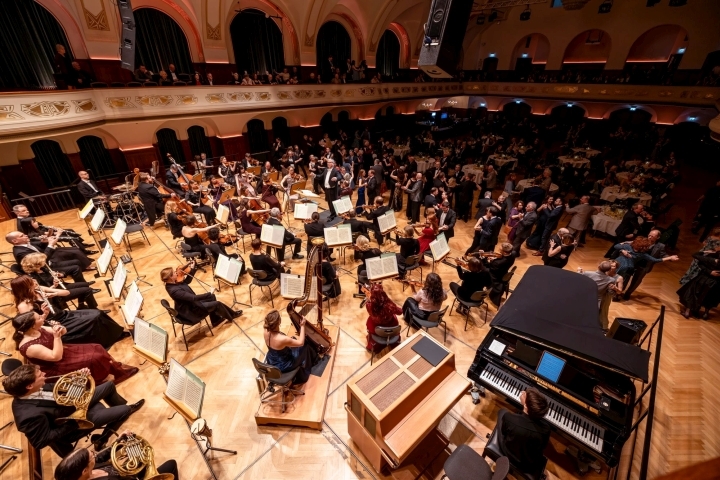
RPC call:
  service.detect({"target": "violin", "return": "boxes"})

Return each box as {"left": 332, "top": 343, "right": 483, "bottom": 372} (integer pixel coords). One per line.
{"left": 393, "top": 277, "right": 424, "bottom": 289}
{"left": 467, "top": 251, "right": 500, "bottom": 259}
{"left": 248, "top": 199, "right": 269, "bottom": 225}
{"left": 175, "top": 261, "right": 195, "bottom": 282}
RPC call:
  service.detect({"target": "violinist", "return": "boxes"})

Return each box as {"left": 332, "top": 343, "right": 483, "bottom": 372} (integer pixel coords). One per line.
{"left": 450, "top": 256, "right": 491, "bottom": 304}
{"left": 249, "top": 238, "right": 288, "bottom": 282}
{"left": 165, "top": 164, "right": 185, "bottom": 196}
{"left": 281, "top": 166, "right": 303, "bottom": 210}
{"left": 364, "top": 196, "right": 391, "bottom": 246}
{"left": 343, "top": 210, "right": 371, "bottom": 236}
{"left": 395, "top": 226, "right": 420, "bottom": 278}
{"left": 260, "top": 173, "right": 282, "bottom": 212}
{"left": 165, "top": 201, "right": 185, "bottom": 239}
{"left": 483, "top": 243, "right": 516, "bottom": 306}
{"left": 267, "top": 208, "right": 303, "bottom": 261}
{"left": 236, "top": 198, "right": 269, "bottom": 238}
{"left": 181, "top": 215, "right": 214, "bottom": 257}
{"left": 205, "top": 228, "right": 246, "bottom": 274}
{"left": 161, "top": 261, "right": 242, "bottom": 328}
{"left": 303, "top": 212, "right": 333, "bottom": 258}
{"left": 137, "top": 173, "right": 173, "bottom": 226}
{"left": 208, "top": 176, "right": 238, "bottom": 219}
{"left": 190, "top": 155, "right": 207, "bottom": 180}
{"left": 218, "top": 156, "right": 237, "bottom": 187}
{"left": 185, "top": 180, "right": 216, "bottom": 224}
{"left": 402, "top": 273, "right": 447, "bottom": 329}
{"left": 355, "top": 235, "right": 381, "bottom": 295}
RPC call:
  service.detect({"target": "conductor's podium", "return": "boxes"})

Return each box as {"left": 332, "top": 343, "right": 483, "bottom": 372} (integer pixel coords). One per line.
{"left": 345, "top": 331, "right": 471, "bottom": 474}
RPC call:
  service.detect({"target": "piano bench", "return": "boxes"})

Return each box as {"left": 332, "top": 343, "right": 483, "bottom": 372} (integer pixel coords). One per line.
{"left": 442, "top": 444, "right": 509, "bottom": 480}
{"left": 483, "top": 424, "right": 547, "bottom": 480}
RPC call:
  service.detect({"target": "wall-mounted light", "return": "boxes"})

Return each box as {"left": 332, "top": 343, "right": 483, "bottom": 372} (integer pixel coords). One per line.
{"left": 489, "top": 53, "right": 496, "bottom": 58}
{"left": 630, "top": 106, "right": 637, "bottom": 111}
{"left": 567, "top": 102, "right": 574, "bottom": 107}
{"left": 688, "top": 116, "right": 697, "bottom": 121}
{"left": 521, "top": 53, "right": 529, "bottom": 58}
{"left": 447, "top": 100, "right": 458, "bottom": 105}
{"left": 678, "top": 48, "right": 686, "bottom": 54}
{"left": 480, "top": 103, "right": 486, "bottom": 107}
{"left": 515, "top": 100, "right": 522, "bottom": 104}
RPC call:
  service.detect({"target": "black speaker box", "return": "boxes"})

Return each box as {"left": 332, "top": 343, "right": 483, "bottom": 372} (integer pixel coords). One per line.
{"left": 418, "top": 0, "right": 474, "bottom": 79}
{"left": 118, "top": 0, "right": 136, "bottom": 71}
{"left": 608, "top": 317, "right": 647, "bottom": 345}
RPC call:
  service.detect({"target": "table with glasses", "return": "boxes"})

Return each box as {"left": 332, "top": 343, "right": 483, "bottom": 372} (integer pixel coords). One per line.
{"left": 517, "top": 179, "right": 559, "bottom": 195}
{"left": 591, "top": 206, "right": 627, "bottom": 236}
{"left": 462, "top": 164, "right": 484, "bottom": 182}
{"left": 615, "top": 171, "right": 633, "bottom": 183}
{"left": 572, "top": 147, "right": 601, "bottom": 157}
{"left": 415, "top": 157, "right": 430, "bottom": 173}
{"left": 393, "top": 145, "right": 410, "bottom": 158}
{"left": 488, "top": 154, "right": 518, "bottom": 169}
{"left": 600, "top": 186, "right": 652, "bottom": 206}
{"left": 558, "top": 155, "right": 591, "bottom": 168}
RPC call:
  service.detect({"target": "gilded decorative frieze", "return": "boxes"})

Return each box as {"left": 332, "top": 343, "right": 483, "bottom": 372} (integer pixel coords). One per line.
{"left": 278, "top": 91, "right": 292, "bottom": 100}
{"left": 553, "top": 86, "right": 579, "bottom": 94}
{"left": 0, "top": 106, "right": 23, "bottom": 120}
{"left": 228, "top": 92, "right": 252, "bottom": 102}
{"left": 206, "top": 23, "right": 221, "bottom": 40}
{"left": 314, "top": 90, "right": 327, "bottom": 98}
{"left": 104, "top": 97, "right": 136, "bottom": 108}
{"left": 21, "top": 101, "right": 70, "bottom": 117}
{"left": 176, "top": 95, "right": 198, "bottom": 105}
{"left": 136, "top": 95, "right": 173, "bottom": 107}
{"left": 344, "top": 89, "right": 355, "bottom": 97}
{"left": 293, "top": 90, "right": 313, "bottom": 99}
{"left": 359, "top": 88, "right": 375, "bottom": 96}
{"left": 382, "top": 87, "right": 389, "bottom": 94}
{"left": 206, "top": 94, "right": 227, "bottom": 103}
{"left": 330, "top": 90, "right": 342, "bottom": 97}
{"left": 80, "top": 0, "right": 109, "bottom": 31}
{"left": 412, "top": 87, "right": 419, "bottom": 93}
{"left": 72, "top": 99, "right": 97, "bottom": 113}
{"left": 392, "top": 87, "right": 400, "bottom": 94}
{"left": 255, "top": 92, "right": 271, "bottom": 101}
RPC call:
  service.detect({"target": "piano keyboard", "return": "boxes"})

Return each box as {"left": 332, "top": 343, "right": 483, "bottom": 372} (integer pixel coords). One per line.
{"left": 479, "top": 364, "right": 605, "bottom": 453}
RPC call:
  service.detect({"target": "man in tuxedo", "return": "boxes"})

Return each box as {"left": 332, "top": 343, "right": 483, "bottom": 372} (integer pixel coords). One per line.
{"left": 133, "top": 65, "right": 153, "bottom": 83}
{"left": 322, "top": 160, "right": 344, "bottom": 219}
{"left": 13, "top": 205, "right": 93, "bottom": 254}
{"left": 162, "top": 261, "right": 242, "bottom": 326}
{"left": 205, "top": 73, "right": 215, "bottom": 86}
{"left": 364, "top": 196, "right": 391, "bottom": 246}
{"left": 167, "top": 63, "right": 180, "bottom": 82}
{"left": 533, "top": 198, "right": 565, "bottom": 256}
{"left": 620, "top": 229, "right": 668, "bottom": 300}
{"left": 137, "top": 173, "right": 172, "bottom": 226}
{"left": 512, "top": 202, "right": 537, "bottom": 257}
{"left": 423, "top": 160, "right": 441, "bottom": 195}
{"left": 3, "top": 362, "right": 144, "bottom": 456}
{"left": 303, "top": 212, "right": 335, "bottom": 258}
{"left": 467, "top": 206, "right": 502, "bottom": 255}
{"left": 475, "top": 191, "right": 494, "bottom": 220}
{"left": 366, "top": 169, "right": 380, "bottom": 201}
{"left": 267, "top": 208, "right": 303, "bottom": 261}
{"left": 7, "top": 231, "right": 93, "bottom": 275}
{"left": 521, "top": 179, "right": 546, "bottom": 208}
{"left": 165, "top": 164, "right": 185, "bottom": 195}
{"left": 325, "top": 55, "right": 335, "bottom": 83}
{"left": 343, "top": 210, "right": 371, "bottom": 235}
{"left": 76, "top": 170, "right": 105, "bottom": 201}
{"left": 403, "top": 172, "right": 424, "bottom": 224}
{"left": 424, "top": 187, "right": 439, "bottom": 209}
{"left": 437, "top": 201, "right": 457, "bottom": 241}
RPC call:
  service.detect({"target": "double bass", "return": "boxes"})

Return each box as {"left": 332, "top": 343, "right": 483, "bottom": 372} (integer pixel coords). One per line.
{"left": 167, "top": 154, "right": 191, "bottom": 191}
{"left": 150, "top": 160, "right": 182, "bottom": 207}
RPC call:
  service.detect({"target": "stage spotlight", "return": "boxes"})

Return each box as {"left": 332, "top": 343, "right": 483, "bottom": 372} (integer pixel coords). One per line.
{"left": 489, "top": 10, "right": 498, "bottom": 22}
{"left": 598, "top": 0, "right": 612, "bottom": 13}
{"left": 520, "top": 7, "right": 531, "bottom": 21}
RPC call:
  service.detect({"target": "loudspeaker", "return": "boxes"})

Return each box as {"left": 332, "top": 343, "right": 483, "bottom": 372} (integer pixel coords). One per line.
{"left": 418, "top": 0, "right": 474, "bottom": 79}
{"left": 608, "top": 317, "right": 647, "bottom": 345}
{"left": 118, "top": 0, "right": 136, "bottom": 71}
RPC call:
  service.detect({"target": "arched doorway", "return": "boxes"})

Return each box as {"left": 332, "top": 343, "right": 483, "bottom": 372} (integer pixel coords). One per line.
{"left": 550, "top": 104, "right": 585, "bottom": 125}
{"left": 247, "top": 119, "right": 269, "bottom": 152}
{"left": 77, "top": 136, "right": 116, "bottom": 177}
{"left": 187, "top": 126, "right": 213, "bottom": 159}
{"left": 31, "top": 140, "right": 75, "bottom": 189}
{"left": 511, "top": 33, "right": 550, "bottom": 79}
{"left": 272, "top": 117, "right": 290, "bottom": 146}
{"left": 134, "top": 8, "right": 193, "bottom": 74}
{"left": 316, "top": 21, "right": 351, "bottom": 82}
{"left": 0, "top": 1, "right": 72, "bottom": 89}
{"left": 376, "top": 30, "right": 400, "bottom": 78}
{"left": 230, "top": 9, "right": 284, "bottom": 76}
{"left": 502, "top": 101, "right": 532, "bottom": 122}
{"left": 609, "top": 108, "right": 652, "bottom": 128}
{"left": 625, "top": 25, "right": 688, "bottom": 83}
{"left": 156, "top": 129, "right": 185, "bottom": 166}
{"left": 562, "top": 29, "right": 611, "bottom": 73}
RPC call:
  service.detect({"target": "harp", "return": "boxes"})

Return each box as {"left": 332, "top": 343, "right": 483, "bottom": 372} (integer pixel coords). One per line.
{"left": 287, "top": 237, "right": 335, "bottom": 356}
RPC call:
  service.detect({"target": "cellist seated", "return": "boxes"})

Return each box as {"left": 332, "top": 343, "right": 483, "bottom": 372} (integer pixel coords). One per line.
{"left": 181, "top": 215, "right": 214, "bottom": 258}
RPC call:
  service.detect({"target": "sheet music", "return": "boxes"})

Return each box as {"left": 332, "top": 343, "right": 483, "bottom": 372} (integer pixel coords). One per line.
{"left": 165, "top": 359, "right": 205, "bottom": 419}
{"left": 488, "top": 339, "right": 506, "bottom": 357}
{"left": 261, "top": 223, "right": 285, "bottom": 247}
{"left": 97, "top": 243, "right": 114, "bottom": 275}
{"left": 323, "top": 224, "right": 352, "bottom": 247}
{"left": 281, "top": 273, "right": 305, "bottom": 299}
{"left": 166, "top": 360, "right": 186, "bottom": 401}
{"left": 331, "top": 196, "right": 353, "bottom": 215}
{"left": 90, "top": 209, "right": 105, "bottom": 232}
{"left": 110, "top": 262, "right": 126, "bottom": 299}
{"left": 429, "top": 233, "right": 450, "bottom": 260}
{"left": 377, "top": 209, "right": 397, "bottom": 234}
{"left": 111, "top": 219, "right": 126, "bottom": 245}
{"left": 216, "top": 204, "right": 229, "bottom": 224}
{"left": 293, "top": 202, "right": 318, "bottom": 220}
{"left": 184, "top": 371, "right": 205, "bottom": 417}
{"left": 134, "top": 318, "right": 168, "bottom": 363}
{"left": 365, "top": 253, "right": 399, "bottom": 280}
{"left": 79, "top": 200, "right": 94, "bottom": 219}
{"left": 298, "top": 189, "right": 319, "bottom": 198}
{"left": 121, "top": 281, "right": 142, "bottom": 325}
{"left": 215, "top": 254, "right": 242, "bottom": 284}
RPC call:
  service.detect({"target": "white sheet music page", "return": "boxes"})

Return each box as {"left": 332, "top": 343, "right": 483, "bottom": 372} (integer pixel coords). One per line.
{"left": 429, "top": 233, "right": 450, "bottom": 260}
{"left": 216, "top": 204, "right": 230, "bottom": 224}
{"left": 111, "top": 219, "right": 126, "bottom": 245}
{"left": 332, "top": 196, "right": 352, "bottom": 215}
{"left": 79, "top": 200, "right": 94, "bottom": 219}
{"left": 97, "top": 243, "right": 114, "bottom": 275}
{"left": 90, "top": 209, "right": 105, "bottom": 232}
{"left": 110, "top": 262, "right": 126, "bottom": 299}
{"left": 488, "top": 339, "right": 506, "bottom": 357}
{"left": 166, "top": 359, "right": 186, "bottom": 404}
{"left": 149, "top": 323, "right": 168, "bottom": 362}
{"left": 377, "top": 209, "right": 397, "bottom": 233}
{"left": 122, "top": 281, "right": 142, "bottom": 325}
{"left": 261, "top": 224, "right": 284, "bottom": 247}
{"left": 184, "top": 369, "right": 205, "bottom": 417}
{"left": 281, "top": 273, "right": 305, "bottom": 298}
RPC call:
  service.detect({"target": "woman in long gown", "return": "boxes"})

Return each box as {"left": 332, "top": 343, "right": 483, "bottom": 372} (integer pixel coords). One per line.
{"left": 13, "top": 311, "right": 137, "bottom": 385}
{"left": 414, "top": 208, "right": 439, "bottom": 261}
{"left": 260, "top": 173, "right": 282, "bottom": 212}
{"left": 526, "top": 197, "right": 553, "bottom": 250}
{"left": 11, "top": 276, "right": 126, "bottom": 349}
{"left": 677, "top": 249, "right": 720, "bottom": 319}
{"left": 680, "top": 227, "right": 720, "bottom": 285}
{"left": 263, "top": 310, "right": 318, "bottom": 385}
{"left": 236, "top": 198, "right": 270, "bottom": 238}
{"left": 355, "top": 169, "right": 367, "bottom": 214}
{"left": 506, "top": 201, "right": 525, "bottom": 243}
{"left": 363, "top": 283, "right": 402, "bottom": 352}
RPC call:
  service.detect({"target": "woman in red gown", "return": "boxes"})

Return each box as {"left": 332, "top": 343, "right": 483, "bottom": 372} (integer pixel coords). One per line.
{"left": 13, "top": 311, "right": 138, "bottom": 385}
{"left": 364, "top": 283, "right": 403, "bottom": 352}
{"left": 415, "top": 208, "right": 439, "bottom": 262}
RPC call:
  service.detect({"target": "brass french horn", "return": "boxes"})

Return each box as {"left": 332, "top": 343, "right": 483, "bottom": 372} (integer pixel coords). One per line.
{"left": 111, "top": 433, "right": 174, "bottom": 480}
{"left": 53, "top": 371, "right": 95, "bottom": 429}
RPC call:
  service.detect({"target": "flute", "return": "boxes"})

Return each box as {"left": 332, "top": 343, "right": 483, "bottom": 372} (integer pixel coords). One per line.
{"left": 47, "top": 267, "right": 66, "bottom": 289}
{"left": 35, "top": 288, "right": 55, "bottom": 315}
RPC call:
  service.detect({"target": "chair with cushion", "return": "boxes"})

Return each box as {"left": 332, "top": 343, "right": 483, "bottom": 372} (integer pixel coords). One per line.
{"left": 117, "top": 223, "right": 150, "bottom": 252}
{"left": 179, "top": 242, "right": 210, "bottom": 272}
{"left": 90, "top": 82, "right": 108, "bottom": 88}
{"left": 405, "top": 306, "right": 449, "bottom": 343}
{"left": 483, "top": 423, "right": 547, "bottom": 480}
{"left": 248, "top": 269, "right": 277, "bottom": 307}
{"left": 400, "top": 254, "right": 422, "bottom": 290}
{"left": 252, "top": 358, "right": 304, "bottom": 413}
{"left": 178, "top": 73, "right": 191, "bottom": 82}
{"left": 450, "top": 288, "right": 490, "bottom": 330}
{"left": 231, "top": 222, "right": 253, "bottom": 253}
{"left": 172, "top": 81, "right": 187, "bottom": 86}
{"left": 110, "top": 82, "right": 126, "bottom": 88}
{"left": 126, "top": 81, "right": 142, "bottom": 87}
{"left": 442, "top": 444, "right": 509, "bottom": 480}
{"left": 160, "top": 299, "right": 214, "bottom": 350}
{"left": 143, "top": 81, "right": 158, "bottom": 86}
{"left": 321, "top": 281, "right": 336, "bottom": 313}
{"left": 370, "top": 325, "right": 401, "bottom": 365}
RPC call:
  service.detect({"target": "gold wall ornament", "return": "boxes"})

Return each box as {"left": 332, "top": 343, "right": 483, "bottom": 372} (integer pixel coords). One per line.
{"left": 206, "top": 93, "right": 227, "bottom": 103}
{"left": 255, "top": 92, "right": 271, "bottom": 101}
{"left": 344, "top": 89, "right": 355, "bottom": 97}
{"left": 412, "top": 87, "right": 419, "bottom": 93}
{"left": 278, "top": 91, "right": 292, "bottom": 100}
{"left": 304, "top": 33, "right": 315, "bottom": 47}
{"left": 314, "top": 90, "right": 326, "bottom": 98}
{"left": 228, "top": 92, "right": 252, "bottom": 102}
{"left": 21, "top": 101, "right": 71, "bottom": 117}
{"left": 330, "top": 90, "right": 342, "bottom": 97}
{"left": 104, "top": 97, "right": 136, "bottom": 108}
{"left": 392, "top": 87, "right": 400, "bottom": 94}
{"left": 293, "top": 90, "right": 313, "bottom": 99}
{"left": 136, "top": 95, "right": 173, "bottom": 107}
{"left": 176, "top": 95, "right": 198, "bottom": 105}
{"left": 359, "top": 88, "right": 375, "bottom": 96}
{"left": 382, "top": 87, "right": 389, "bottom": 94}
{"left": 553, "top": 86, "right": 579, "bottom": 94}
{"left": 206, "top": 23, "right": 221, "bottom": 40}
{"left": 80, "top": 0, "right": 110, "bottom": 31}
{"left": 0, "top": 105, "right": 24, "bottom": 120}
{"left": 72, "top": 99, "right": 97, "bottom": 113}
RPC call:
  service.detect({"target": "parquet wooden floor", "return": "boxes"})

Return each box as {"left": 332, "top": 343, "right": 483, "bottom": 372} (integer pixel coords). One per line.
{"left": 0, "top": 167, "right": 717, "bottom": 480}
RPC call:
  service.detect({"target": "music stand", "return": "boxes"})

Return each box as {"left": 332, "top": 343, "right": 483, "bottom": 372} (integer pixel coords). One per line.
{"left": 0, "top": 421, "right": 21, "bottom": 454}
{"left": 214, "top": 255, "right": 251, "bottom": 310}
{"left": 121, "top": 252, "right": 152, "bottom": 288}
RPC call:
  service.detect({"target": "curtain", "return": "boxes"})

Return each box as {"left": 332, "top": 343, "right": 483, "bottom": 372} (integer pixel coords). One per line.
{"left": 187, "top": 126, "right": 213, "bottom": 159}
{"left": 230, "top": 10, "right": 285, "bottom": 76}
{"left": 271, "top": 118, "right": 290, "bottom": 145}
{"left": 376, "top": 30, "right": 400, "bottom": 77}
{"left": 31, "top": 140, "right": 75, "bottom": 189}
{"left": 316, "top": 21, "right": 351, "bottom": 81}
{"left": 134, "top": 8, "right": 193, "bottom": 75}
{"left": 247, "top": 120, "right": 269, "bottom": 153}
{"left": 77, "top": 136, "right": 115, "bottom": 177}
{"left": 0, "top": 0, "right": 71, "bottom": 89}
{"left": 156, "top": 129, "right": 185, "bottom": 166}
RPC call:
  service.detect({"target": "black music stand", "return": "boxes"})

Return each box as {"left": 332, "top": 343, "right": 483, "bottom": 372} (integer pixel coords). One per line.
{"left": 120, "top": 252, "right": 152, "bottom": 288}
{"left": 215, "top": 276, "right": 251, "bottom": 310}
{"left": 0, "top": 421, "right": 22, "bottom": 454}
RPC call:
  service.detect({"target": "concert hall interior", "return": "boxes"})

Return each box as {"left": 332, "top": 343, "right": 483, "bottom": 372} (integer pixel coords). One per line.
{"left": 1, "top": 0, "right": 720, "bottom": 479}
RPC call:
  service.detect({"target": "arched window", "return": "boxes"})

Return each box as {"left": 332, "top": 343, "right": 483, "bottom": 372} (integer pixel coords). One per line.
{"left": 230, "top": 9, "right": 284, "bottom": 76}
{"left": 502, "top": 102, "right": 532, "bottom": 122}
{"left": 156, "top": 129, "right": 185, "bottom": 166}
{"left": 187, "top": 126, "right": 212, "bottom": 160}
{"left": 77, "top": 136, "right": 115, "bottom": 177}
{"left": 376, "top": 30, "right": 400, "bottom": 77}
{"left": 0, "top": 1, "right": 72, "bottom": 89}
{"left": 30, "top": 140, "right": 75, "bottom": 189}
{"left": 316, "top": 21, "right": 351, "bottom": 82}
{"left": 272, "top": 117, "right": 290, "bottom": 146}
{"left": 247, "top": 120, "right": 269, "bottom": 152}
{"left": 134, "top": 8, "right": 193, "bottom": 74}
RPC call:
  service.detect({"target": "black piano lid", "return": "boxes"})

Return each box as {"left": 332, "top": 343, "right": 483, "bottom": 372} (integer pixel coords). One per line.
{"left": 490, "top": 266, "right": 650, "bottom": 382}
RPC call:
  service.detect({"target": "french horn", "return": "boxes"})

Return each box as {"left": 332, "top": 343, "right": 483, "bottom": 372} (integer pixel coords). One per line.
{"left": 111, "top": 433, "right": 174, "bottom": 480}
{"left": 53, "top": 371, "right": 94, "bottom": 429}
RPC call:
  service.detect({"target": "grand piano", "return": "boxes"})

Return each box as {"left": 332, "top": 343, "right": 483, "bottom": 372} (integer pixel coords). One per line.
{"left": 468, "top": 266, "right": 650, "bottom": 467}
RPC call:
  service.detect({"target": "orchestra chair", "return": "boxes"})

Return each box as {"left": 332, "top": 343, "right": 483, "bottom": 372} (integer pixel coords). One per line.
{"left": 442, "top": 445, "right": 509, "bottom": 480}
{"left": 110, "top": 82, "right": 126, "bottom": 88}
{"left": 406, "top": 305, "right": 449, "bottom": 343}
{"left": 179, "top": 242, "right": 210, "bottom": 273}
{"left": 126, "top": 81, "right": 142, "bottom": 87}
{"left": 160, "top": 299, "right": 214, "bottom": 351}
{"left": 252, "top": 358, "right": 304, "bottom": 414}
{"left": 370, "top": 325, "right": 402, "bottom": 365}
{"left": 321, "top": 279, "right": 339, "bottom": 313}
{"left": 90, "top": 82, "right": 108, "bottom": 88}
{"left": 231, "top": 224, "right": 253, "bottom": 253}
{"left": 119, "top": 223, "right": 150, "bottom": 252}
{"left": 501, "top": 266, "right": 517, "bottom": 301}
{"left": 483, "top": 423, "right": 547, "bottom": 480}
{"left": 401, "top": 254, "right": 423, "bottom": 290}
{"left": 450, "top": 288, "right": 490, "bottom": 330}
{"left": 340, "top": 232, "right": 361, "bottom": 265}
{"left": 247, "top": 269, "right": 277, "bottom": 307}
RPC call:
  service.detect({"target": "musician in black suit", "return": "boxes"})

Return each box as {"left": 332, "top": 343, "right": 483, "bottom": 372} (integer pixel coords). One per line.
{"left": 321, "top": 160, "right": 344, "bottom": 219}
{"left": 161, "top": 261, "right": 242, "bottom": 326}
{"left": 7, "top": 231, "right": 92, "bottom": 275}
{"left": 165, "top": 164, "right": 185, "bottom": 195}
{"left": 364, "top": 196, "right": 391, "bottom": 246}
{"left": 483, "top": 243, "right": 516, "bottom": 306}
{"left": 424, "top": 188, "right": 439, "bottom": 209}
{"left": 77, "top": 170, "right": 105, "bottom": 201}
{"left": 267, "top": 208, "right": 303, "bottom": 261}
{"left": 343, "top": 210, "right": 371, "bottom": 236}
{"left": 13, "top": 204, "right": 92, "bottom": 253}
{"left": 437, "top": 201, "right": 456, "bottom": 241}
{"left": 249, "top": 238, "right": 288, "bottom": 282}
{"left": 137, "top": 173, "right": 172, "bottom": 226}
{"left": 3, "top": 362, "right": 144, "bottom": 456}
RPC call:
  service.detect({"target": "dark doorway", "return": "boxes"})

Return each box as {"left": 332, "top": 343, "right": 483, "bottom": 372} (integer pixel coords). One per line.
{"left": 156, "top": 129, "right": 185, "bottom": 166}
{"left": 187, "top": 126, "right": 213, "bottom": 160}
{"left": 30, "top": 140, "right": 75, "bottom": 189}
{"left": 376, "top": 30, "right": 400, "bottom": 78}
{"left": 316, "top": 21, "right": 351, "bottom": 82}
{"left": 247, "top": 119, "right": 269, "bottom": 152}
{"left": 272, "top": 117, "right": 290, "bottom": 146}
{"left": 134, "top": 8, "right": 193, "bottom": 74}
{"left": 230, "top": 9, "right": 284, "bottom": 76}
{"left": 77, "top": 136, "right": 116, "bottom": 177}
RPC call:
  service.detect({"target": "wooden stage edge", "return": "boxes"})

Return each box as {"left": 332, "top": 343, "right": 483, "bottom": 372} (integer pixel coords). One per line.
{"left": 254, "top": 325, "right": 340, "bottom": 430}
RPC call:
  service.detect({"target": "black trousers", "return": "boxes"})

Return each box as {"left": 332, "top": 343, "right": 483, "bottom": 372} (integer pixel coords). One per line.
{"left": 410, "top": 200, "right": 421, "bottom": 224}
{"left": 143, "top": 200, "right": 164, "bottom": 225}
{"left": 193, "top": 205, "right": 216, "bottom": 224}
{"left": 199, "top": 294, "right": 237, "bottom": 324}
{"left": 276, "top": 238, "right": 302, "bottom": 261}
{"left": 62, "top": 282, "right": 97, "bottom": 309}
{"left": 623, "top": 268, "right": 649, "bottom": 299}
{"left": 51, "top": 248, "right": 92, "bottom": 270}
{"left": 53, "top": 264, "right": 86, "bottom": 283}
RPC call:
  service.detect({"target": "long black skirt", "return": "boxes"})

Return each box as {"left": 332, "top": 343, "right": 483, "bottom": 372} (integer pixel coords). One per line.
{"left": 52, "top": 309, "right": 125, "bottom": 349}
{"left": 677, "top": 274, "right": 720, "bottom": 313}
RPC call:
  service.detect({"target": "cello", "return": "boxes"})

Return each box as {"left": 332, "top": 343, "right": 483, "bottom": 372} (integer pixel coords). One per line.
{"left": 167, "top": 154, "right": 191, "bottom": 191}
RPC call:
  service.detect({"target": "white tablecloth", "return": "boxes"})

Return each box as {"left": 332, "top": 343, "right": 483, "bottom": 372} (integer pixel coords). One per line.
{"left": 517, "top": 179, "right": 559, "bottom": 194}
{"left": 462, "top": 164, "right": 484, "bottom": 181}
{"left": 415, "top": 159, "right": 429, "bottom": 173}
{"left": 393, "top": 146, "right": 410, "bottom": 158}
{"left": 600, "top": 186, "right": 652, "bottom": 206}
{"left": 559, "top": 156, "right": 590, "bottom": 168}
{"left": 615, "top": 171, "right": 633, "bottom": 183}
{"left": 591, "top": 213, "right": 622, "bottom": 236}
{"left": 624, "top": 160, "right": 641, "bottom": 168}
{"left": 572, "top": 147, "right": 601, "bottom": 157}
{"left": 488, "top": 155, "right": 518, "bottom": 169}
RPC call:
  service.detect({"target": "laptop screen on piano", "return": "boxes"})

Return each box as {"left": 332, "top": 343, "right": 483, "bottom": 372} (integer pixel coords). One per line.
{"left": 536, "top": 351, "right": 566, "bottom": 383}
